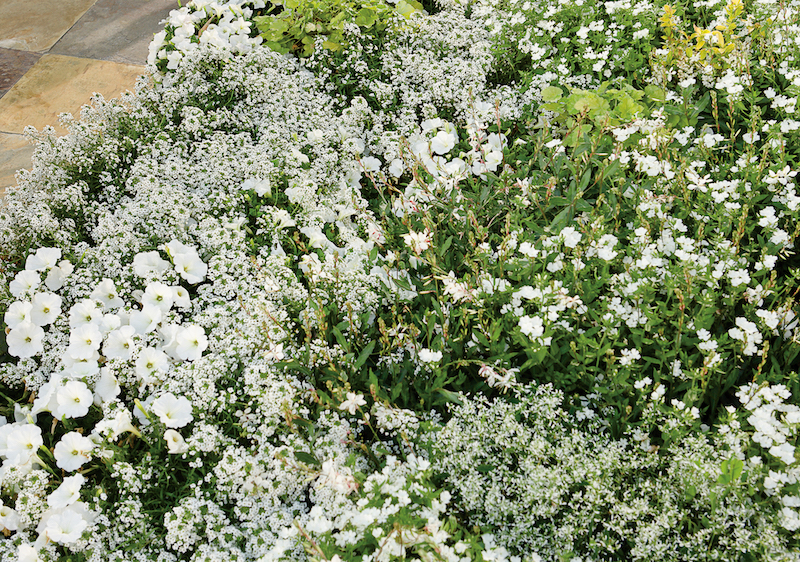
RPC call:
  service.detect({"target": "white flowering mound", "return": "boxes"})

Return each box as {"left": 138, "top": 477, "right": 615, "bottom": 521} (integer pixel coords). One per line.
{"left": 1, "top": 0, "right": 800, "bottom": 561}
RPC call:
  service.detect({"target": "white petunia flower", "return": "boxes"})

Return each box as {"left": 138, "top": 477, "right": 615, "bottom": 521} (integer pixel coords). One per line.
{"left": 142, "top": 282, "right": 174, "bottom": 313}
{"left": 173, "top": 252, "right": 207, "bottom": 284}
{"left": 45, "top": 260, "right": 73, "bottom": 292}
{"left": 90, "top": 279, "right": 125, "bottom": 309}
{"left": 56, "top": 381, "right": 93, "bottom": 419}
{"left": 129, "top": 305, "right": 162, "bottom": 335}
{"left": 135, "top": 347, "right": 170, "bottom": 383}
{"left": 4, "top": 424, "right": 43, "bottom": 466}
{"left": 47, "top": 474, "right": 86, "bottom": 508}
{"left": 93, "top": 368, "right": 121, "bottom": 405}
{"left": 54, "top": 432, "right": 94, "bottom": 471}
{"left": 4, "top": 300, "right": 33, "bottom": 330}
{"left": 172, "top": 286, "right": 192, "bottom": 308}
{"left": 133, "top": 251, "right": 170, "bottom": 278}
{"left": 0, "top": 504, "right": 20, "bottom": 531}
{"left": 163, "top": 429, "right": 189, "bottom": 454}
{"left": 9, "top": 270, "right": 41, "bottom": 298}
{"left": 67, "top": 323, "right": 103, "bottom": 360}
{"left": 44, "top": 505, "right": 89, "bottom": 544}
{"left": 25, "top": 247, "right": 61, "bottom": 271}
{"left": 151, "top": 393, "right": 193, "bottom": 428}
{"left": 104, "top": 325, "right": 137, "bottom": 360}
{"left": 175, "top": 324, "right": 208, "bottom": 361}
{"left": 30, "top": 292, "right": 62, "bottom": 326}
{"left": 68, "top": 299, "right": 103, "bottom": 329}
{"left": 6, "top": 321, "right": 45, "bottom": 358}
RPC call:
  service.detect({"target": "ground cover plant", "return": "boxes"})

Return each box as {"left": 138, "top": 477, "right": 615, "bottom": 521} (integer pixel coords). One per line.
{"left": 0, "top": 0, "right": 799, "bottom": 560}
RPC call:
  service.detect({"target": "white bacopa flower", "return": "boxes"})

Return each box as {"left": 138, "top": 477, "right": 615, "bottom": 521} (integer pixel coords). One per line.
{"left": 135, "top": 347, "right": 170, "bottom": 383}
{"left": 54, "top": 431, "right": 94, "bottom": 471}
{"left": 339, "top": 392, "right": 367, "bottom": 415}
{"left": 56, "top": 381, "right": 93, "bottom": 419}
{"left": 6, "top": 321, "right": 45, "bottom": 358}
{"left": 769, "top": 443, "right": 796, "bottom": 465}
{"left": 142, "top": 281, "right": 174, "bottom": 312}
{"left": 30, "top": 292, "right": 62, "bottom": 326}
{"left": 151, "top": 393, "right": 194, "bottom": 428}
{"left": 25, "top": 247, "right": 61, "bottom": 271}
{"left": 4, "top": 300, "right": 33, "bottom": 329}
{"left": 173, "top": 252, "right": 207, "bottom": 284}
{"left": 47, "top": 473, "right": 86, "bottom": 509}
{"left": 9, "top": 269, "right": 41, "bottom": 298}
{"left": 133, "top": 251, "right": 171, "bottom": 278}
{"left": 104, "top": 325, "right": 137, "bottom": 360}
{"left": 4, "top": 424, "right": 43, "bottom": 466}
{"left": 163, "top": 429, "right": 189, "bottom": 454}
{"left": 90, "top": 278, "right": 125, "bottom": 309}
{"left": 175, "top": 324, "right": 208, "bottom": 361}
{"left": 67, "top": 323, "right": 103, "bottom": 361}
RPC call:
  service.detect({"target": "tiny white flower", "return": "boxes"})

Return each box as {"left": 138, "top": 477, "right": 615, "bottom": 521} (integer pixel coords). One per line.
{"left": 561, "top": 226, "right": 582, "bottom": 248}
{"left": 418, "top": 348, "right": 443, "bottom": 364}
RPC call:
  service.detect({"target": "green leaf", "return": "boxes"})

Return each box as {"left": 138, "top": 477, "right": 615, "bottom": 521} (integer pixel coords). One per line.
{"left": 436, "top": 388, "right": 464, "bottom": 405}
{"left": 475, "top": 464, "right": 495, "bottom": 472}
{"left": 354, "top": 7, "right": 377, "bottom": 27}
{"left": 294, "top": 451, "right": 321, "bottom": 466}
{"left": 354, "top": 341, "right": 376, "bottom": 370}
{"left": 541, "top": 86, "right": 563, "bottom": 103}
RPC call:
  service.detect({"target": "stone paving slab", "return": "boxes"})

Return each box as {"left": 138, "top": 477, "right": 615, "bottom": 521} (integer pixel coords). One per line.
{"left": 0, "top": 133, "right": 34, "bottom": 193}
{"left": 0, "top": 49, "right": 42, "bottom": 99}
{"left": 0, "top": 54, "right": 145, "bottom": 136}
{"left": 0, "top": 0, "right": 98, "bottom": 52}
{"left": 50, "top": 0, "right": 178, "bottom": 65}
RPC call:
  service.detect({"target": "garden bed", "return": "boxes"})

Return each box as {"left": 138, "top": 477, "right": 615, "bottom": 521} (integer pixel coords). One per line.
{"left": 1, "top": 0, "right": 799, "bottom": 560}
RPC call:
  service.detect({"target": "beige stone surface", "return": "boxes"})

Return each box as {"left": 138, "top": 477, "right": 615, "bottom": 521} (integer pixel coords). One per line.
{"left": 0, "top": 133, "right": 34, "bottom": 194}
{"left": 0, "top": 0, "right": 98, "bottom": 52}
{"left": 0, "top": 55, "right": 145, "bottom": 135}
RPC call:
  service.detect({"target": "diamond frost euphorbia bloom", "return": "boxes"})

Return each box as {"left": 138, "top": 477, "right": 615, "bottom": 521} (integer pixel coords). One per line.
{"left": 6, "top": 321, "right": 45, "bottom": 358}
{"left": 54, "top": 431, "right": 94, "bottom": 471}
{"left": 152, "top": 393, "right": 193, "bottom": 428}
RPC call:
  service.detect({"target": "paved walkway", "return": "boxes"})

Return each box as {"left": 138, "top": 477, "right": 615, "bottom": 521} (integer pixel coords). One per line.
{"left": 0, "top": 0, "right": 177, "bottom": 194}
